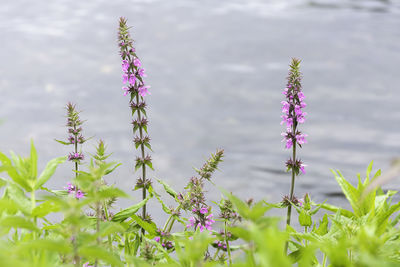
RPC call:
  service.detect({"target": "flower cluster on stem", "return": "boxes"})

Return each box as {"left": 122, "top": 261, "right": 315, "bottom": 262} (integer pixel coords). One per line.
{"left": 281, "top": 58, "right": 307, "bottom": 229}
{"left": 118, "top": 17, "right": 153, "bottom": 231}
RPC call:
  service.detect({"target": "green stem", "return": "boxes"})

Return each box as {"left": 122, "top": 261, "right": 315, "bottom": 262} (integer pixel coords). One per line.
{"left": 95, "top": 200, "right": 100, "bottom": 267}
{"left": 104, "top": 201, "right": 113, "bottom": 250}
{"left": 225, "top": 221, "right": 232, "bottom": 265}
{"left": 322, "top": 253, "right": 327, "bottom": 267}
{"left": 163, "top": 205, "right": 181, "bottom": 233}
{"left": 285, "top": 121, "right": 297, "bottom": 253}
{"left": 135, "top": 93, "right": 147, "bottom": 235}
{"left": 212, "top": 248, "right": 220, "bottom": 261}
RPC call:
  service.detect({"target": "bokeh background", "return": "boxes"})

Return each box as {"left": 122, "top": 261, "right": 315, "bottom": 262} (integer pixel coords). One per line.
{"left": 1, "top": 0, "right": 400, "bottom": 219}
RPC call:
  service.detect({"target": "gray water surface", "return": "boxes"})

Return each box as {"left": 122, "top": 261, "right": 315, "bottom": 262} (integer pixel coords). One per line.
{"left": 1, "top": 0, "right": 400, "bottom": 219}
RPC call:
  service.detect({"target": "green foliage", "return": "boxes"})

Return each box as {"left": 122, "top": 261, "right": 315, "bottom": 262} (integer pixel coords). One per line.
{"left": 1, "top": 134, "right": 400, "bottom": 266}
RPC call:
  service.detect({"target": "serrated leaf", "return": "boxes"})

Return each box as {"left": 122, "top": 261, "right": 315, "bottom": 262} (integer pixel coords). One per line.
{"left": 4, "top": 183, "right": 31, "bottom": 214}
{"left": 157, "top": 179, "right": 177, "bottom": 198}
{"left": 332, "top": 170, "right": 361, "bottom": 216}
{"left": 130, "top": 214, "right": 157, "bottom": 235}
{"left": 299, "top": 210, "right": 312, "bottom": 227}
{"left": 98, "top": 187, "right": 129, "bottom": 199}
{"left": 112, "top": 195, "right": 151, "bottom": 222}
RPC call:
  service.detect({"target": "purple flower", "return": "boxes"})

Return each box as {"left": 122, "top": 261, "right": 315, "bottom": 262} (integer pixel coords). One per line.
{"left": 122, "top": 60, "right": 129, "bottom": 72}
{"left": 68, "top": 135, "right": 75, "bottom": 144}
{"left": 200, "top": 207, "right": 208, "bottom": 214}
{"left": 83, "top": 262, "right": 93, "bottom": 267}
{"left": 138, "top": 68, "right": 147, "bottom": 77}
{"left": 138, "top": 85, "right": 151, "bottom": 97}
{"left": 66, "top": 182, "right": 75, "bottom": 193}
{"left": 300, "top": 164, "right": 307, "bottom": 174}
{"left": 129, "top": 74, "right": 136, "bottom": 85}
{"left": 295, "top": 133, "right": 308, "bottom": 145}
{"left": 122, "top": 86, "right": 129, "bottom": 96}
{"left": 154, "top": 236, "right": 160, "bottom": 242}
{"left": 281, "top": 101, "right": 290, "bottom": 114}
{"left": 75, "top": 190, "right": 84, "bottom": 199}
{"left": 187, "top": 217, "right": 196, "bottom": 228}
{"left": 133, "top": 58, "right": 141, "bottom": 67}
{"left": 68, "top": 152, "right": 84, "bottom": 161}
{"left": 122, "top": 73, "right": 129, "bottom": 83}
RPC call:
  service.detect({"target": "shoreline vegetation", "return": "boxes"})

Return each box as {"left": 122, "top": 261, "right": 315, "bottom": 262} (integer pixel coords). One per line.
{"left": 0, "top": 17, "right": 400, "bottom": 267}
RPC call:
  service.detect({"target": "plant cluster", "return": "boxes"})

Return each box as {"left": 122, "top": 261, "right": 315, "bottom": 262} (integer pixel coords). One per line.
{"left": 0, "top": 17, "right": 399, "bottom": 267}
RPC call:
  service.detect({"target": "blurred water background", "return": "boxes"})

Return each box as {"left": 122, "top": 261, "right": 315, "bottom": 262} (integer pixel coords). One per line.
{"left": 1, "top": 0, "right": 400, "bottom": 221}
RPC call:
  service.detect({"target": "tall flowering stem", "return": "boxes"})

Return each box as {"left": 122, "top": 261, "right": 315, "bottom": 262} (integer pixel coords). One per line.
{"left": 281, "top": 59, "right": 307, "bottom": 228}
{"left": 56, "top": 102, "right": 86, "bottom": 198}
{"left": 118, "top": 18, "right": 153, "bottom": 232}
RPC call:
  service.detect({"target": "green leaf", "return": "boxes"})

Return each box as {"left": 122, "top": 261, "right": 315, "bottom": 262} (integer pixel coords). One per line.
{"left": 0, "top": 216, "right": 38, "bottom": 231}
{"left": 112, "top": 195, "right": 151, "bottom": 222}
{"left": 130, "top": 214, "right": 157, "bottom": 235}
{"left": 35, "top": 156, "right": 66, "bottom": 190}
{"left": 54, "top": 139, "right": 71, "bottom": 145}
{"left": 145, "top": 161, "right": 154, "bottom": 170}
{"left": 299, "top": 210, "right": 312, "bottom": 227}
{"left": 98, "top": 221, "right": 126, "bottom": 237}
{"left": 16, "top": 239, "right": 72, "bottom": 254}
{"left": 105, "top": 163, "right": 122, "bottom": 175}
{"left": 332, "top": 170, "right": 361, "bottom": 216}
{"left": 1, "top": 164, "right": 31, "bottom": 192}
{"left": 32, "top": 200, "right": 60, "bottom": 217}
{"left": 29, "top": 141, "right": 38, "bottom": 181}
{"left": 320, "top": 203, "right": 354, "bottom": 218}
{"left": 153, "top": 190, "right": 172, "bottom": 215}
{"left": 98, "top": 187, "right": 129, "bottom": 200}
{"left": 0, "top": 177, "right": 7, "bottom": 187}
{"left": 3, "top": 183, "right": 31, "bottom": 214}
{"left": 79, "top": 245, "right": 123, "bottom": 267}
{"left": 157, "top": 179, "right": 178, "bottom": 198}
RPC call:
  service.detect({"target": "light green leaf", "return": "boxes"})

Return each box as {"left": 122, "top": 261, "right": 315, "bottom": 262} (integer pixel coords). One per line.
{"left": 32, "top": 200, "right": 60, "bottom": 217}
{"left": 79, "top": 245, "right": 123, "bottom": 267}
{"left": 157, "top": 179, "right": 178, "bottom": 198}
{"left": 112, "top": 195, "right": 151, "bottom": 222}
{"left": 0, "top": 216, "right": 38, "bottom": 231}
{"left": 35, "top": 156, "right": 66, "bottom": 190}
{"left": 29, "top": 140, "right": 37, "bottom": 182}
{"left": 130, "top": 214, "right": 157, "bottom": 235}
